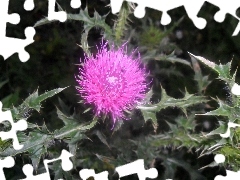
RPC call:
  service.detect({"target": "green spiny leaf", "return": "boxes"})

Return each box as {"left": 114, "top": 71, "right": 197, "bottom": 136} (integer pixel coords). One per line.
{"left": 11, "top": 87, "right": 68, "bottom": 121}
{"left": 188, "top": 53, "right": 216, "bottom": 69}
{"left": 198, "top": 98, "right": 240, "bottom": 123}
{"left": 189, "top": 53, "right": 235, "bottom": 85}
{"left": 0, "top": 130, "right": 51, "bottom": 157}
{"left": 34, "top": 5, "right": 113, "bottom": 39}
{"left": 30, "top": 144, "right": 48, "bottom": 171}
{"left": 207, "top": 121, "right": 228, "bottom": 136}
{"left": 68, "top": 8, "right": 113, "bottom": 45}
{"left": 154, "top": 52, "right": 191, "bottom": 67}
{"left": 49, "top": 161, "right": 74, "bottom": 180}
{"left": 56, "top": 107, "right": 78, "bottom": 126}
{"left": 54, "top": 116, "right": 97, "bottom": 140}
{"left": 199, "top": 99, "right": 232, "bottom": 117}
{"left": 32, "top": 87, "right": 68, "bottom": 111}
{"left": 114, "top": 1, "right": 132, "bottom": 44}
{"left": 138, "top": 87, "right": 207, "bottom": 129}
{"left": 214, "top": 62, "right": 233, "bottom": 82}
{"left": 176, "top": 115, "right": 196, "bottom": 131}
{"left": 191, "top": 57, "right": 212, "bottom": 93}
{"left": 141, "top": 110, "right": 158, "bottom": 129}
{"left": 206, "top": 138, "right": 227, "bottom": 152}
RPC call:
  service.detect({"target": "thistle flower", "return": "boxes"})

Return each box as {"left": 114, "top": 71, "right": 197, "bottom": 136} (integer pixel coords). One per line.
{"left": 76, "top": 42, "right": 147, "bottom": 125}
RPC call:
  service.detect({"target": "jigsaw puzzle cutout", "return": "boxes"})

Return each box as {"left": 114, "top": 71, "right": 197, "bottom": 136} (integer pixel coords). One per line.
{"left": 214, "top": 154, "right": 240, "bottom": 180}
{"left": 79, "top": 169, "right": 109, "bottom": 180}
{"left": 48, "top": 0, "right": 67, "bottom": 22}
{"left": 215, "top": 170, "right": 240, "bottom": 180}
{"left": 79, "top": 159, "right": 157, "bottom": 180}
{"left": 20, "top": 149, "right": 73, "bottom": 180}
{"left": 0, "top": 101, "right": 27, "bottom": 150}
{"left": 70, "top": 0, "right": 81, "bottom": 9}
{"left": 115, "top": 159, "right": 158, "bottom": 180}
{"left": 0, "top": 0, "right": 35, "bottom": 62}
{"left": 0, "top": 156, "right": 15, "bottom": 180}
{"left": 231, "top": 83, "right": 240, "bottom": 96}
{"left": 216, "top": 82, "right": 240, "bottom": 139}
{"left": 110, "top": 0, "right": 240, "bottom": 36}
{"left": 24, "top": 0, "right": 34, "bottom": 11}
{"left": 48, "top": 0, "right": 81, "bottom": 22}
{"left": 0, "top": 0, "right": 82, "bottom": 62}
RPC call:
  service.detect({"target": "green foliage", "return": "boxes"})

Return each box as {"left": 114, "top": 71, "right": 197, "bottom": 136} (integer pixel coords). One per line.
{"left": 189, "top": 53, "right": 236, "bottom": 86}
{"left": 11, "top": 87, "right": 68, "bottom": 120}
{"left": 218, "top": 145, "right": 240, "bottom": 171}
{"left": 114, "top": 2, "right": 133, "bottom": 44}
{"left": 0, "top": 87, "right": 97, "bottom": 178}
{"left": 188, "top": 53, "right": 240, "bottom": 171}
{"left": 138, "top": 87, "right": 208, "bottom": 130}
{"left": 139, "top": 17, "right": 183, "bottom": 50}
{"left": 140, "top": 26, "right": 166, "bottom": 48}
{"left": 34, "top": 5, "right": 113, "bottom": 54}
{"left": 34, "top": 5, "right": 112, "bottom": 35}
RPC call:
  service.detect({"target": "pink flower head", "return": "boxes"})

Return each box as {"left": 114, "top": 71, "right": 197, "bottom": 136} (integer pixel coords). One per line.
{"left": 76, "top": 42, "right": 147, "bottom": 125}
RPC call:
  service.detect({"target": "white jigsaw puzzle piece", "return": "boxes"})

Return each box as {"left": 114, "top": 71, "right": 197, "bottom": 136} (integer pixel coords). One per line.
{"left": 70, "top": 0, "right": 81, "bottom": 9}
{"left": 110, "top": 0, "right": 206, "bottom": 28}
{"left": 0, "top": 156, "right": 15, "bottom": 180}
{"left": 43, "top": 149, "right": 73, "bottom": 172}
{"left": 115, "top": 159, "right": 158, "bottom": 180}
{"left": 79, "top": 169, "right": 109, "bottom": 180}
{"left": 110, "top": 0, "right": 240, "bottom": 35}
{"left": 20, "top": 149, "right": 73, "bottom": 180}
{"left": 214, "top": 170, "right": 240, "bottom": 180}
{"left": 24, "top": 0, "right": 35, "bottom": 11}
{"left": 20, "top": 164, "right": 51, "bottom": 180}
{"left": 207, "top": 0, "right": 240, "bottom": 36}
{"left": 0, "top": 101, "right": 28, "bottom": 150}
{"left": 214, "top": 154, "right": 240, "bottom": 180}
{"left": 208, "top": 0, "right": 240, "bottom": 23}
{"left": 48, "top": 0, "right": 67, "bottom": 22}
{"left": 0, "top": 0, "right": 36, "bottom": 62}
{"left": 219, "top": 122, "right": 240, "bottom": 138}
{"left": 0, "top": 0, "right": 79, "bottom": 62}
{"left": 231, "top": 83, "right": 240, "bottom": 96}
